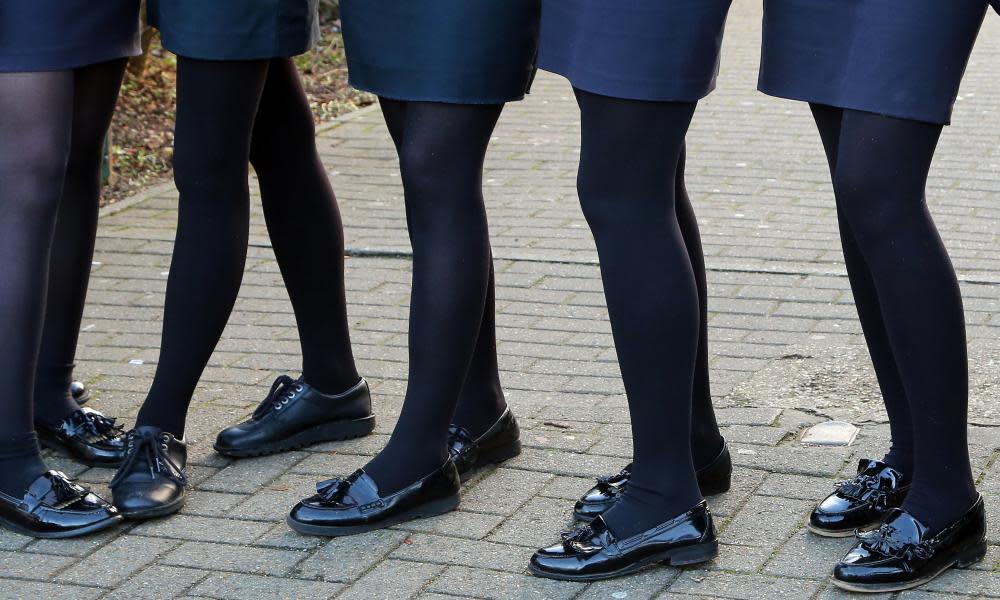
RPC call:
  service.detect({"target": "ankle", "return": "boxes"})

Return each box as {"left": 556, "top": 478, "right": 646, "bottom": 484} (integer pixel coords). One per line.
{"left": 0, "top": 433, "right": 47, "bottom": 497}
{"left": 301, "top": 368, "right": 361, "bottom": 396}
{"left": 691, "top": 429, "right": 725, "bottom": 469}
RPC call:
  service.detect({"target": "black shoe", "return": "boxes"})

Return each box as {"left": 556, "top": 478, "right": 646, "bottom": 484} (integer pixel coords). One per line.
{"left": 832, "top": 496, "right": 987, "bottom": 593}
{"left": 448, "top": 407, "right": 522, "bottom": 482}
{"left": 287, "top": 459, "right": 461, "bottom": 536}
{"left": 574, "top": 442, "right": 732, "bottom": 522}
{"left": 36, "top": 408, "right": 126, "bottom": 467}
{"left": 0, "top": 471, "right": 121, "bottom": 538}
{"left": 214, "top": 376, "right": 374, "bottom": 458}
{"left": 110, "top": 426, "right": 187, "bottom": 520}
{"left": 808, "top": 458, "right": 908, "bottom": 537}
{"left": 530, "top": 501, "right": 719, "bottom": 581}
{"left": 70, "top": 381, "right": 90, "bottom": 406}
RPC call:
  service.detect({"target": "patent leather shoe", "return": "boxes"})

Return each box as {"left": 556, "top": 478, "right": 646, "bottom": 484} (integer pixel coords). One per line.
{"left": 215, "top": 376, "right": 374, "bottom": 458}
{"left": 574, "top": 442, "right": 731, "bottom": 522}
{"left": 809, "top": 458, "right": 908, "bottom": 537}
{"left": 70, "top": 381, "right": 90, "bottom": 405}
{"left": 530, "top": 501, "right": 718, "bottom": 581}
{"left": 832, "top": 496, "right": 987, "bottom": 592}
{"left": 448, "top": 407, "right": 522, "bottom": 481}
{"left": 287, "top": 459, "right": 460, "bottom": 536}
{"left": 0, "top": 471, "right": 121, "bottom": 538}
{"left": 110, "top": 426, "right": 188, "bottom": 520}
{"left": 36, "top": 407, "right": 126, "bottom": 467}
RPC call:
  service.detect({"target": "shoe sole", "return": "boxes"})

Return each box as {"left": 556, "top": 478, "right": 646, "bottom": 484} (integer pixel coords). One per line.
{"left": 118, "top": 495, "right": 187, "bottom": 521}
{"left": 805, "top": 522, "right": 863, "bottom": 538}
{"left": 829, "top": 540, "right": 987, "bottom": 593}
{"left": 286, "top": 493, "right": 460, "bottom": 537}
{"left": 529, "top": 539, "right": 719, "bottom": 582}
{"left": 214, "top": 416, "right": 376, "bottom": 459}
{"left": 459, "top": 439, "right": 523, "bottom": 483}
{"left": 36, "top": 436, "right": 124, "bottom": 468}
{"left": 0, "top": 513, "right": 122, "bottom": 539}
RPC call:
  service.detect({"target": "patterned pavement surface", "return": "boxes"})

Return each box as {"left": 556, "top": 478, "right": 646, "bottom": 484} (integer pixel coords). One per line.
{"left": 1, "top": 4, "right": 998, "bottom": 599}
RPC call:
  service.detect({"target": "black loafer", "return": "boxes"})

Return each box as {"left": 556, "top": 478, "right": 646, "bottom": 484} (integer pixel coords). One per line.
{"left": 110, "top": 426, "right": 188, "bottom": 520}
{"left": 70, "top": 381, "right": 90, "bottom": 406}
{"left": 808, "top": 458, "right": 908, "bottom": 537}
{"left": 36, "top": 407, "right": 126, "bottom": 467}
{"left": 530, "top": 501, "right": 719, "bottom": 581}
{"left": 0, "top": 471, "right": 121, "bottom": 538}
{"left": 832, "top": 496, "right": 987, "bottom": 593}
{"left": 574, "top": 442, "right": 732, "bottom": 522}
{"left": 449, "top": 407, "right": 522, "bottom": 481}
{"left": 287, "top": 459, "right": 460, "bottom": 536}
{"left": 215, "top": 376, "right": 374, "bottom": 458}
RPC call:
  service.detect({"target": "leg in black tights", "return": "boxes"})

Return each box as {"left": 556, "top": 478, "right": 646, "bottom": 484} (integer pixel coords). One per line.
{"left": 676, "top": 145, "right": 725, "bottom": 466}
{"left": 810, "top": 104, "right": 914, "bottom": 475}
{"left": 362, "top": 99, "right": 502, "bottom": 495}
{"left": 574, "top": 89, "right": 702, "bottom": 539}
{"left": 33, "top": 59, "right": 129, "bottom": 427}
{"left": 813, "top": 104, "right": 976, "bottom": 533}
{"left": 135, "top": 58, "right": 359, "bottom": 436}
{"left": 0, "top": 71, "right": 72, "bottom": 496}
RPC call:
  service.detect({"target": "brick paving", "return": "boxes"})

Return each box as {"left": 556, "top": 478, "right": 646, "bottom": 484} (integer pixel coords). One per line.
{"left": 2, "top": 4, "right": 999, "bottom": 599}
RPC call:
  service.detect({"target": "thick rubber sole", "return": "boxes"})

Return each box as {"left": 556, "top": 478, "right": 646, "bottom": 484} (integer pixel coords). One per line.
{"left": 118, "top": 494, "right": 186, "bottom": 521}
{"left": 286, "top": 493, "right": 460, "bottom": 537}
{"left": 529, "top": 539, "right": 719, "bottom": 582}
{"left": 37, "top": 436, "right": 124, "bottom": 468}
{"left": 214, "top": 415, "right": 376, "bottom": 458}
{"left": 830, "top": 539, "right": 987, "bottom": 593}
{"left": 459, "top": 439, "right": 523, "bottom": 483}
{"left": 699, "top": 475, "right": 732, "bottom": 497}
{"left": 0, "top": 513, "right": 122, "bottom": 539}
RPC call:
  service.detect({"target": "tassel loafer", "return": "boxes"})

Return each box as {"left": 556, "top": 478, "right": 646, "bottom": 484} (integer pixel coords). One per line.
{"left": 448, "top": 407, "right": 522, "bottom": 481}
{"left": 36, "top": 407, "right": 126, "bottom": 467}
{"left": 574, "top": 442, "right": 732, "bottom": 522}
{"left": 831, "top": 496, "right": 987, "bottom": 593}
{"left": 808, "top": 458, "right": 908, "bottom": 537}
{"left": 214, "top": 376, "right": 375, "bottom": 458}
{"left": 287, "top": 459, "right": 461, "bottom": 536}
{"left": 0, "top": 471, "right": 121, "bottom": 538}
{"left": 530, "top": 500, "right": 719, "bottom": 581}
{"left": 110, "top": 426, "right": 188, "bottom": 520}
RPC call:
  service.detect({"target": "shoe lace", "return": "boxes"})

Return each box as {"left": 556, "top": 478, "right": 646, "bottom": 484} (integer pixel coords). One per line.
{"left": 110, "top": 429, "right": 187, "bottom": 488}
{"left": 859, "top": 524, "right": 934, "bottom": 560}
{"left": 835, "top": 473, "right": 894, "bottom": 507}
{"left": 252, "top": 375, "right": 303, "bottom": 419}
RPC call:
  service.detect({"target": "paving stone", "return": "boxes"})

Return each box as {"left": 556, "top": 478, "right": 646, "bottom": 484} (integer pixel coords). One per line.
{"left": 190, "top": 573, "right": 343, "bottom": 600}
{"left": 104, "top": 566, "right": 209, "bottom": 600}
{"left": 763, "top": 529, "right": 855, "bottom": 579}
{"left": 0, "top": 550, "right": 78, "bottom": 579}
{"left": 667, "top": 570, "right": 824, "bottom": 599}
{"left": 336, "top": 559, "right": 443, "bottom": 600}
{"left": 58, "top": 535, "right": 179, "bottom": 587}
{"left": 0, "top": 580, "right": 104, "bottom": 600}
{"left": 392, "top": 509, "right": 506, "bottom": 540}
{"left": 295, "top": 529, "right": 408, "bottom": 583}
{"left": 719, "top": 495, "right": 812, "bottom": 548}
{"left": 460, "top": 468, "right": 554, "bottom": 516}
{"left": 427, "top": 565, "right": 585, "bottom": 600}
{"left": 756, "top": 473, "right": 837, "bottom": 501}
{"left": 130, "top": 515, "right": 273, "bottom": 545}
{"left": 161, "top": 541, "right": 308, "bottom": 577}
{"left": 583, "top": 567, "right": 678, "bottom": 599}
{"left": 801, "top": 421, "right": 860, "bottom": 446}
{"left": 390, "top": 534, "right": 530, "bottom": 573}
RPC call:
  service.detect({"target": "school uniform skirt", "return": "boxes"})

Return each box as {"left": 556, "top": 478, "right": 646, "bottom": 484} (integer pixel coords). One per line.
{"left": 0, "top": 1, "right": 141, "bottom": 72}
{"left": 148, "top": 0, "right": 320, "bottom": 60}
{"left": 759, "top": 0, "right": 992, "bottom": 125}
{"left": 340, "top": 0, "right": 541, "bottom": 104}
{"left": 538, "top": 0, "right": 733, "bottom": 102}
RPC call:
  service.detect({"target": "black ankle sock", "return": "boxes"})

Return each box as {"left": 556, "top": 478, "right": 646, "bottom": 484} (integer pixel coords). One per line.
{"left": 0, "top": 433, "right": 47, "bottom": 498}
{"left": 33, "top": 364, "right": 81, "bottom": 427}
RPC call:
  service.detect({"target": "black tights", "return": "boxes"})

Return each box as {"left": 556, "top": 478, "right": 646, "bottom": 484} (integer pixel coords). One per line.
{"left": 134, "top": 58, "right": 359, "bottom": 436}
{"left": 0, "top": 60, "right": 126, "bottom": 495}
{"left": 362, "top": 99, "right": 507, "bottom": 495}
{"left": 811, "top": 104, "right": 977, "bottom": 533}
{"left": 575, "top": 89, "right": 722, "bottom": 539}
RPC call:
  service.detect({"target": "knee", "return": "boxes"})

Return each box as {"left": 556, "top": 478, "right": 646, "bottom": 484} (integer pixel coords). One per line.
{"left": 831, "top": 165, "right": 903, "bottom": 245}
{"left": 3, "top": 142, "right": 69, "bottom": 224}
{"left": 248, "top": 112, "right": 316, "bottom": 173}
{"left": 172, "top": 139, "right": 248, "bottom": 197}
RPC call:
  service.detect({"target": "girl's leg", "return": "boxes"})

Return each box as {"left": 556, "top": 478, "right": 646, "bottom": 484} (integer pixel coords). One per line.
{"left": 33, "top": 59, "right": 129, "bottom": 426}
{"left": 134, "top": 57, "right": 269, "bottom": 436}
{"left": 832, "top": 109, "right": 975, "bottom": 532}
{"left": 0, "top": 71, "right": 73, "bottom": 495}
{"left": 574, "top": 89, "right": 701, "bottom": 539}
{"left": 810, "top": 103, "right": 914, "bottom": 474}
{"left": 675, "top": 145, "right": 725, "bottom": 465}
{"left": 363, "top": 99, "right": 501, "bottom": 495}
{"left": 248, "top": 58, "right": 359, "bottom": 394}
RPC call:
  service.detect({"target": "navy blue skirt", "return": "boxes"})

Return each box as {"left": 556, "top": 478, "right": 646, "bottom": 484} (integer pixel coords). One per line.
{"left": 759, "top": 0, "right": 989, "bottom": 125}
{"left": 0, "top": 1, "right": 140, "bottom": 72}
{"left": 340, "top": 0, "right": 541, "bottom": 104}
{"left": 539, "top": 0, "right": 733, "bottom": 102}
{"left": 148, "top": 0, "right": 319, "bottom": 60}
